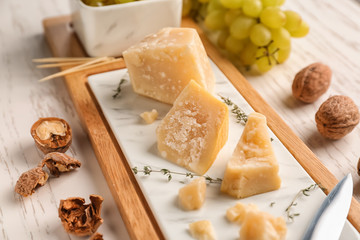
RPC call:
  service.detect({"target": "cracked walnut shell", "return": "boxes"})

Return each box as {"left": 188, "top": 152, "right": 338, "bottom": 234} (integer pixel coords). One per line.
{"left": 292, "top": 63, "right": 332, "bottom": 103}
{"left": 315, "top": 95, "right": 360, "bottom": 139}
{"left": 15, "top": 167, "right": 49, "bottom": 197}
{"left": 31, "top": 117, "right": 72, "bottom": 154}
{"left": 58, "top": 195, "right": 104, "bottom": 237}
{"left": 41, "top": 152, "right": 81, "bottom": 177}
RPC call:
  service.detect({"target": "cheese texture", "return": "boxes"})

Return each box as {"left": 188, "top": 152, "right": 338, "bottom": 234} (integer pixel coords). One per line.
{"left": 123, "top": 27, "right": 215, "bottom": 104}
{"left": 178, "top": 177, "right": 206, "bottom": 210}
{"left": 156, "top": 80, "right": 229, "bottom": 175}
{"left": 189, "top": 220, "right": 217, "bottom": 240}
{"left": 227, "top": 203, "right": 286, "bottom": 240}
{"left": 221, "top": 112, "right": 281, "bottom": 198}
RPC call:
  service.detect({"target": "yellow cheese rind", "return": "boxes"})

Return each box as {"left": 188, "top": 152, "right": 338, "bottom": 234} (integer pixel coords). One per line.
{"left": 178, "top": 177, "right": 206, "bottom": 211}
{"left": 123, "top": 27, "right": 215, "bottom": 104}
{"left": 156, "top": 80, "right": 229, "bottom": 175}
{"left": 189, "top": 220, "right": 217, "bottom": 240}
{"left": 221, "top": 112, "right": 281, "bottom": 198}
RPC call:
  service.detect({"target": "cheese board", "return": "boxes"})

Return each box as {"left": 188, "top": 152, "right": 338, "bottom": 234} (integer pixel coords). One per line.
{"left": 43, "top": 15, "right": 360, "bottom": 239}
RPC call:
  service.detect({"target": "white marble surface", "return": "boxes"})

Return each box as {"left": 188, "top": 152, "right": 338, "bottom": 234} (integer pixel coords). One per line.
{"left": 88, "top": 62, "right": 359, "bottom": 239}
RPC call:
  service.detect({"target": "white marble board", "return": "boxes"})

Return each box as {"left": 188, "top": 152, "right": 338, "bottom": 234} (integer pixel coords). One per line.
{"left": 88, "top": 61, "right": 359, "bottom": 240}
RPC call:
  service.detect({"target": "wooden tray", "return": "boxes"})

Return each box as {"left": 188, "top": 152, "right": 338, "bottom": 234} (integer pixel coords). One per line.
{"left": 43, "top": 15, "right": 360, "bottom": 239}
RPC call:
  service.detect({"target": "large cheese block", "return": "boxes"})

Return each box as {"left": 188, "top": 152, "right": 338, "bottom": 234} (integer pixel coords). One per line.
{"left": 123, "top": 27, "right": 215, "bottom": 104}
{"left": 227, "top": 203, "right": 287, "bottom": 240}
{"left": 156, "top": 80, "right": 229, "bottom": 175}
{"left": 178, "top": 177, "right": 206, "bottom": 211}
{"left": 221, "top": 112, "right": 281, "bottom": 198}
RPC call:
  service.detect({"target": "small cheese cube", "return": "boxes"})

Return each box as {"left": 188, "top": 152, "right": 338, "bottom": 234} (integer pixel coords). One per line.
{"left": 178, "top": 177, "right": 206, "bottom": 210}
{"left": 123, "top": 27, "right": 215, "bottom": 104}
{"left": 221, "top": 112, "right": 281, "bottom": 198}
{"left": 156, "top": 80, "right": 229, "bottom": 175}
{"left": 239, "top": 208, "right": 287, "bottom": 240}
{"left": 189, "top": 220, "right": 217, "bottom": 240}
{"left": 140, "top": 109, "right": 158, "bottom": 124}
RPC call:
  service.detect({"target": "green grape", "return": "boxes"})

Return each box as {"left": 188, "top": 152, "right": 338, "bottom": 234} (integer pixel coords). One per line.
{"left": 276, "top": 46, "right": 291, "bottom": 63}
{"left": 230, "top": 16, "right": 256, "bottom": 40}
{"left": 217, "top": 29, "right": 229, "bottom": 49}
{"left": 225, "top": 36, "right": 246, "bottom": 54}
{"left": 271, "top": 27, "right": 291, "bottom": 49}
{"left": 239, "top": 41, "right": 258, "bottom": 66}
{"left": 260, "top": 7, "right": 286, "bottom": 29}
{"left": 242, "top": 0, "right": 262, "bottom": 18}
{"left": 220, "top": 0, "right": 243, "bottom": 9}
{"left": 284, "top": 10, "right": 302, "bottom": 32}
{"left": 249, "top": 23, "right": 272, "bottom": 46}
{"left": 255, "top": 47, "right": 277, "bottom": 72}
{"left": 289, "top": 20, "right": 309, "bottom": 37}
{"left": 224, "top": 9, "right": 242, "bottom": 26}
{"left": 204, "top": 10, "right": 227, "bottom": 30}
{"left": 182, "top": 0, "right": 192, "bottom": 17}
{"left": 261, "top": 0, "right": 283, "bottom": 7}
{"left": 208, "top": 0, "right": 225, "bottom": 12}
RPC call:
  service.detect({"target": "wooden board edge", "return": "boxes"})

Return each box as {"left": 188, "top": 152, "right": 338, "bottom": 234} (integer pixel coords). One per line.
{"left": 181, "top": 17, "right": 360, "bottom": 232}
{"left": 43, "top": 17, "right": 164, "bottom": 240}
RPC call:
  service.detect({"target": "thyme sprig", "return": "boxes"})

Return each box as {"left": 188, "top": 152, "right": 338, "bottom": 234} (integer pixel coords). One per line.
{"left": 132, "top": 165, "right": 222, "bottom": 184}
{"left": 285, "top": 184, "right": 319, "bottom": 222}
{"left": 219, "top": 95, "right": 248, "bottom": 125}
{"left": 112, "top": 78, "right": 127, "bottom": 99}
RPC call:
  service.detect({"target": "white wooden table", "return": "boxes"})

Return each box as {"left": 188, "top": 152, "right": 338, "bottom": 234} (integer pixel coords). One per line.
{"left": 1, "top": 0, "right": 359, "bottom": 239}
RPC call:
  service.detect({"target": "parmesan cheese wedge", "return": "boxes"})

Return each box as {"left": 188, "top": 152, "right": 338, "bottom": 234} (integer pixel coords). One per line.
{"left": 156, "top": 80, "right": 229, "bottom": 175}
{"left": 221, "top": 112, "right": 281, "bottom": 198}
{"left": 123, "top": 27, "right": 215, "bottom": 104}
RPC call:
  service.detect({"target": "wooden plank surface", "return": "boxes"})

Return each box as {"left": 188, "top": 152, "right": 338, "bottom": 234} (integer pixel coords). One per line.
{"left": 43, "top": 15, "right": 360, "bottom": 237}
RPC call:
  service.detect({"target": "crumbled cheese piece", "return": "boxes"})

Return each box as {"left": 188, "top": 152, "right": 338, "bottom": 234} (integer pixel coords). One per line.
{"left": 156, "top": 80, "right": 228, "bottom": 175}
{"left": 221, "top": 112, "right": 281, "bottom": 198}
{"left": 140, "top": 109, "right": 158, "bottom": 124}
{"left": 123, "top": 27, "right": 215, "bottom": 104}
{"left": 178, "top": 177, "right": 206, "bottom": 211}
{"left": 189, "top": 220, "right": 217, "bottom": 240}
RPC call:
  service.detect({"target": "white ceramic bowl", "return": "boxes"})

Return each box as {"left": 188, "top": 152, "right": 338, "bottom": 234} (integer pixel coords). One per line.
{"left": 70, "top": 0, "right": 182, "bottom": 57}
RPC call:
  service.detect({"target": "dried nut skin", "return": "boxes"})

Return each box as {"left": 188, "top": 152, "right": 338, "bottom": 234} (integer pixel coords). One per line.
{"left": 58, "top": 194, "right": 104, "bottom": 237}
{"left": 31, "top": 117, "right": 72, "bottom": 154}
{"left": 42, "top": 152, "right": 81, "bottom": 177}
{"left": 15, "top": 167, "right": 49, "bottom": 197}
{"left": 315, "top": 95, "right": 360, "bottom": 139}
{"left": 357, "top": 158, "right": 360, "bottom": 176}
{"left": 292, "top": 63, "right": 332, "bottom": 103}
{"left": 90, "top": 232, "right": 104, "bottom": 240}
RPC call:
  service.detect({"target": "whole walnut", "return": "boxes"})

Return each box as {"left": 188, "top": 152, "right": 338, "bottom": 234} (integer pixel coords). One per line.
{"left": 292, "top": 63, "right": 332, "bottom": 103}
{"left": 315, "top": 95, "right": 360, "bottom": 140}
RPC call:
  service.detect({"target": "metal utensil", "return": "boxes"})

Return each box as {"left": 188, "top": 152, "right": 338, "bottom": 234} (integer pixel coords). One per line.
{"left": 302, "top": 173, "right": 353, "bottom": 240}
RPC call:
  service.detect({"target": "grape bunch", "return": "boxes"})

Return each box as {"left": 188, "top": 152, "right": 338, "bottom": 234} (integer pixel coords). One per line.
{"left": 81, "top": 0, "right": 138, "bottom": 7}
{"left": 183, "top": 0, "right": 309, "bottom": 73}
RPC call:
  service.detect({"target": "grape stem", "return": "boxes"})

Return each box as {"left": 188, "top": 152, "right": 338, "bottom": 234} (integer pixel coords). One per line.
{"left": 256, "top": 40, "right": 280, "bottom": 65}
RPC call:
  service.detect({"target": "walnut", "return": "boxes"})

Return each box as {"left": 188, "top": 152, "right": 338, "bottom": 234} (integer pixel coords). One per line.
{"left": 58, "top": 195, "right": 104, "bottom": 237}
{"left": 90, "top": 232, "right": 104, "bottom": 240}
{"left": 315, "top": 95, "right": 360, "bottom": 139}
{"left": 41, "top": 152, "right": 81, "bottom": 177}
{"left": 357, "top": 158, "right": 360, "bottom": 176}
{"left": 15, "top": 167, "right": 49, "bottom": 197}
{"left": 292, "top": 63, "right": 332, "bottom": 103}
{"left": 31, "top": 117, "right": 72, "bottom": 154}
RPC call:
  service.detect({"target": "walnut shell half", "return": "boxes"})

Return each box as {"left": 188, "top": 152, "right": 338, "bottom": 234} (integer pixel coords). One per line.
{"left": 15, "top": 167, "right": 49, "bottom": 197}
{"left": 41, "top": 152, "right": 81, "bottom": 177}
{"left": 58, "top": 195, "right": 104, "bottom": 237}
{"left": 31, "top": 117, "right": 72, "bottom": 154}
{"left": 315, "top": 95, "right": 360, "bottom": 139}
{"left": 292, "top": 62, "right": 332, "bottom": 103}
